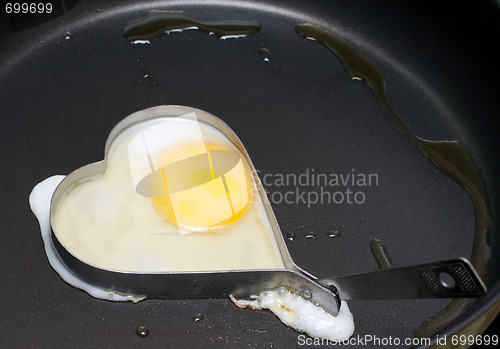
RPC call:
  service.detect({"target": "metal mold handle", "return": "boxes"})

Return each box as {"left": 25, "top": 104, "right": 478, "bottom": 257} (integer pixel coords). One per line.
{"left": 318, "top": 258, "right": 487, "bottom": 301}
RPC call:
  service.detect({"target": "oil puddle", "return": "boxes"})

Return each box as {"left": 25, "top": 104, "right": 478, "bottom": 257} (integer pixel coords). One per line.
{"left": 123, "top": 10, "right": 261, "bottom": 44}
{"left": 295, "top": 23, "right": 492, "bottom": 337}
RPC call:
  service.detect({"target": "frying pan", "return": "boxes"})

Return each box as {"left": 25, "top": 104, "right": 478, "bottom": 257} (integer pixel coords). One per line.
{"left": 1, "top": 0, "right": 499, "bottom": 348}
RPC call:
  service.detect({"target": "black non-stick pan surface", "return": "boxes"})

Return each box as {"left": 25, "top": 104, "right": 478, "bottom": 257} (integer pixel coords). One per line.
{"left": 1, "top": 0, "right": 499, "bottom": 348}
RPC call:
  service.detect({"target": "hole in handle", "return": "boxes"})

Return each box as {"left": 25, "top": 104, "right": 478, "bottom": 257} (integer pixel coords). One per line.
{"left": 438, "top": 271, "right": 456, "bottom": 289}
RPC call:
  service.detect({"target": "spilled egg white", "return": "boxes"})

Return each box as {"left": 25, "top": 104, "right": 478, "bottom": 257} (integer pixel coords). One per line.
{"left": 231, "top": 288, "right": 354, "bottom": 343}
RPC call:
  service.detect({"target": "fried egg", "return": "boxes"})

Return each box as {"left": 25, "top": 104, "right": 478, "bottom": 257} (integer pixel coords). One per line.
{"left": 29, "top": 109, "right": 354, "bottom": 341}
{"left": 48, "top": 115, "right": 284, "bottom": 272}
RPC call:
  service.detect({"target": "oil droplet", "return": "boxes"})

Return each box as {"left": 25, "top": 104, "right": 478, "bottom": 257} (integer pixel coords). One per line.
{"left": 142, "top": 68, "right": 158, "bottom": 87}
{"left": 305, "top": 232, "right": 316, "bottom": 239}
{"left": 136, "top": 326, "right": 150, "bottom": 337}
{"left": 123, "top": 10, "right": 260, "bottom": 43}
{"left": 192, "top": 313, "right": 204, "bottom": 322}
{"left": 258, "top": 48, "right": 272, "bottom": 61}
{"left": 132, "top": 67, "right": 158, "bottom": 89}
{"left": 286, "top": 231, "right": 296, "bottom": 241}
{"left": 64, "top": 32, "right": 73, "bottom": 40}
{"left": 328, "top": 231, "right": 341, "bottom": 238}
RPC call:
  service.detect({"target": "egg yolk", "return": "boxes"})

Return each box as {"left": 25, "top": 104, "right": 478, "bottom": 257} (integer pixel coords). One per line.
{"left": 150, "top": 143, "right": 251, "bottom": 232}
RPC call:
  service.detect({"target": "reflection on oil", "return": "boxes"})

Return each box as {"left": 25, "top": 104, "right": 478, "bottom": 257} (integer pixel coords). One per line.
{"left": 123, "top": 10, "right": 261, "bottom": 43}
{"left": 295, "top": 23, "right": 492, "bottom": 337}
